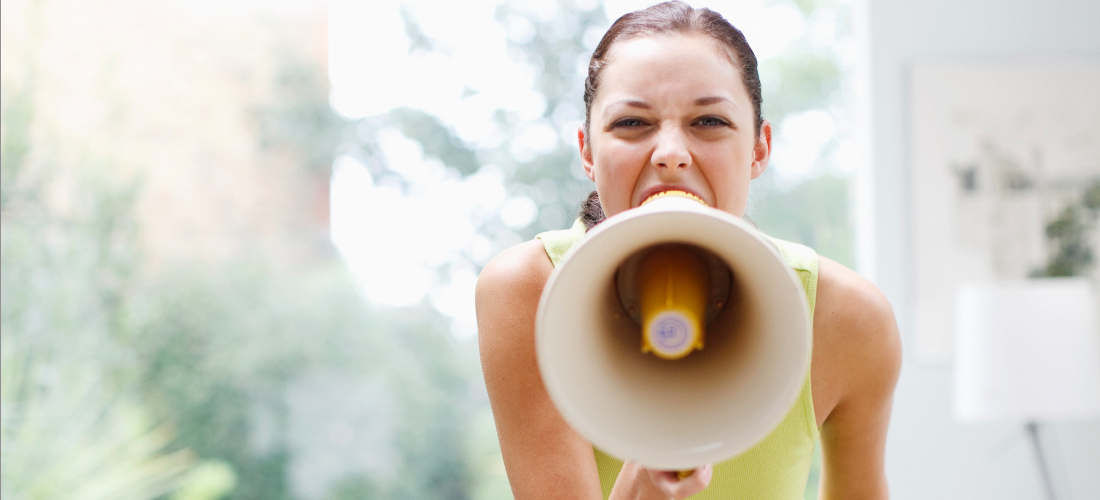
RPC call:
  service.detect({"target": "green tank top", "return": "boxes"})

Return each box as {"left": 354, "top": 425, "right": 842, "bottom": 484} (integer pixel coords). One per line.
{"left": 536, "top": 218, "right": 820, "bottom": 499}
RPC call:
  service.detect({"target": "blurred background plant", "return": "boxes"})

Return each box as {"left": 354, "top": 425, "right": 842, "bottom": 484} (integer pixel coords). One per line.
{"left": 1, "top": 0, "right": 855, "bottom": 498}
{"left": 1031, "top": 181, "right": 1100, "bottom": 278}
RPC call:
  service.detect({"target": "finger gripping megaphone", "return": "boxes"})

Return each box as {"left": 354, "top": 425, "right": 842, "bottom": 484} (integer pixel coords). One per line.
{"left": 535, "top": 193, "right": 811, "bottom": 470}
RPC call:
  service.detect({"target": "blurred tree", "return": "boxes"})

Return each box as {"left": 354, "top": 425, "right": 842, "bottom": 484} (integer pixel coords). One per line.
{"left": 1, "top": 335, "right": 196, "bottom": 500}
{"left": 388, "top": 107, "right": 482, "bottom": 176}
{"left": 254, "top": 55, "right": 348, "bottom": 176}
{"left": 132, "top": 262, "right": 484, "bottom": 500}
{"left": 488, "top": 0, "right": 607, "bottom": 238}
{"left": 1, "top": 76, "right": 195, "bottom": 499}
{"left": 2, "top": 32, "right": 488, "bottom": 500}
{"left": 759, "top": 48, "right": 841, "bottom": 128}
{"left": 172, "top": 461, "right": 239, "bottom": 500}
{"left": 751, "top": 0, "right": 853, "bottom": 269}
{"left": 749, "top": 171, "right": 853, "bottom": 266}
{"left": 339, "top": 0, "right": 605, "bottom": 254}
{"left": 130, "top": 48, "right": 487, "bottom": 500}
{"left": 0, "top": 84, "right": 35, "bottom": 214}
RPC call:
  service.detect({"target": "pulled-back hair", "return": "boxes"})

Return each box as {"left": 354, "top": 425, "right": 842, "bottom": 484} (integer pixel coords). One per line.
{"left": 583, "top": 1, "right": 763, "bottom": 140}
{"left": 579, "top": 1, "right": 763, "bottom": 229}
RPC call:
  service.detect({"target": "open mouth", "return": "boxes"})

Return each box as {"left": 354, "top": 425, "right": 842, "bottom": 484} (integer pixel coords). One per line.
{"left": 641, "top": 190, "right": 707, "bottom": 206}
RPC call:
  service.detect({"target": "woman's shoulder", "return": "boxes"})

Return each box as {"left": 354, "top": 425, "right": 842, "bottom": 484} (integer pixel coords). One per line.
{"left": 814, "top": 256, "right": 900, "bottom": 363}
{"left": 475, "top": 239, "right": 555, "bottom": 337}
{"left": 815, "top": 257, "right": 894, "bottom": 328}
{"left": 477, "top": 239, "right": 554, "bottom": 296}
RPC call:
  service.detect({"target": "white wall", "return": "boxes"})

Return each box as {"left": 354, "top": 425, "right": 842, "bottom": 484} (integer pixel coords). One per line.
{"left": 865, "top": 0, "right": 1100, "bottom": 498}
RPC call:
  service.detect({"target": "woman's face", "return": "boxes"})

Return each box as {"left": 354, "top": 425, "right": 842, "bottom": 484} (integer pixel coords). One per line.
{"left": 580, "top": 33, "right": 771, "bottom": 218}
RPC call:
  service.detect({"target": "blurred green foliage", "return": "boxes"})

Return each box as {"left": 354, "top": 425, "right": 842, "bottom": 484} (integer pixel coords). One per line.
{"left": 750, "top": 171, "right": 853, "bottom": 267}
{"left": 254, "top": 56, "right": 348, "bottom": 175}
{"left": 1031, "top": 181, "right": 1100, "bottom": 277}
{"left": 132, "top": 261, "right": 484, "bottom": 500}
{"left": 759, "top": 49, "right": 841, "bottom": 129}
{"left": 172, "top": 461, "right": 239, "bottom": 500}
{"left": 0, "top": 82, "right": 35, "bottom": 212}
{"left": 488, "top": 0, "right": 609, "bottom": 234}
{"left": 389, "top": 108, "right": 482, "bottom": 176}
{"left": 1, "top": 77, "right": 194, "bottom": 500}
{"left": 2, "top": 34, "right": 489, "bottom": 500}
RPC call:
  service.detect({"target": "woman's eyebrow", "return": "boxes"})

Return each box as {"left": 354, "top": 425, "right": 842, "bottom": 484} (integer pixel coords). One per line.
{"left": 694, "top": 96, "right": 734, "bottom": 108}
{"left": 608, "top": 99, "right": 651, "bottom": 110}
{"left": 605, "top": 97, "right": 736, "bottom": 111}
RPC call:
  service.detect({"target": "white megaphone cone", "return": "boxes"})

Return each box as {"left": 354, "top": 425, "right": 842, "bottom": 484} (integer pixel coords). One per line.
{"left": 535, "top": 193, "right": 811, "bottom": 470}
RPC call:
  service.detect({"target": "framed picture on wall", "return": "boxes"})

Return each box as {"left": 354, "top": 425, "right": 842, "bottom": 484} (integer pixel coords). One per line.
{"left": 910, "top": 59, "right": 1100, "bottom": 361}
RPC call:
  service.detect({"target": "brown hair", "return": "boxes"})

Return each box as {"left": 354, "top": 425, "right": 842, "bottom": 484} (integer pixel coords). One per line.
{"left": 578, "top": 1, "right": 763, "bottom": 229}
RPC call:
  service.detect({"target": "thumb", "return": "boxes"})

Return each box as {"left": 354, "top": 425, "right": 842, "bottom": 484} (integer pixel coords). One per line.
{"left": 649, "top": 464, "right": 713, "bottom": 499}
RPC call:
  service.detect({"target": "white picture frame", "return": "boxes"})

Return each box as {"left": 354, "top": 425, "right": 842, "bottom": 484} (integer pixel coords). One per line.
{"left": 910, "top": 59, "right": 1100, "bottom": 361}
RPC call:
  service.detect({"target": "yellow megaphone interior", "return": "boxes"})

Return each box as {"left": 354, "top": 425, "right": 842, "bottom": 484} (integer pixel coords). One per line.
{"left": 617, "top": 192, "right": 732, "bottom": 361}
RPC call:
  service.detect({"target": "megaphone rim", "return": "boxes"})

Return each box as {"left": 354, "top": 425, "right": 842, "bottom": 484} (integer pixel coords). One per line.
{"left": 535, "top": 200, "right": 812, "bottom": 469}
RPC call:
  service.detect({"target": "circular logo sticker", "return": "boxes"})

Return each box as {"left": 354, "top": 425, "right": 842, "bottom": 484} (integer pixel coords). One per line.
{"left": 654, "top": 316, "right": 689, "bottom": 351}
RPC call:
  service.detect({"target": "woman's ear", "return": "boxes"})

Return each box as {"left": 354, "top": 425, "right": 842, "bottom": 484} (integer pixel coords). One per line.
{"left": 750, "top": 120, "right": 772, "bottom": 180}
{"left": 578, "top": 125, "right": 596, "bottom": 182}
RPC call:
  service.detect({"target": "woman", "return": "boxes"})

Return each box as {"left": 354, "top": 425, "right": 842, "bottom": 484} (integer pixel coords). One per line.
{"left": 476, "top": 2, "right": 901, "bottom": 498}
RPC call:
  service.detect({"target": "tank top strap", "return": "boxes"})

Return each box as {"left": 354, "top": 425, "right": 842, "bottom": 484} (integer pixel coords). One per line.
{"left": 536, "top": 217, "right": 587, "bottom": 267}
{"left": 762, "top": 235, "right": 820, "bottom": 324}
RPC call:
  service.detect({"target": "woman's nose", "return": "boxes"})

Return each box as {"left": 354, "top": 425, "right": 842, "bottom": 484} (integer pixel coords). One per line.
{"left": 651, "top": 127, "right": 691, "bottom": 170}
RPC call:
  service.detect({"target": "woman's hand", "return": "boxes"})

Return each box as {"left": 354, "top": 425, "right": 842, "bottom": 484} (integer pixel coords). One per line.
{"left": 610, "top": 462, "right": 713, "bottom": 500}
{"left": 647, "top": 465, "right": 713, "bottom": 499}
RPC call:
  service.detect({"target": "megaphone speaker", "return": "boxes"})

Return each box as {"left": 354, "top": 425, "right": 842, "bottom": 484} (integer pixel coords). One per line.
{"left": 535, "top": 193, "right": 811, "bottom": 470}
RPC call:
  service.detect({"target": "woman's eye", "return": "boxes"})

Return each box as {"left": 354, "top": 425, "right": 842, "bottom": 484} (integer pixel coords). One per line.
{"left": 613, "top": 118, "right": 646, "bottom": 128}
{"left": 696, "top": 116, "right": 729, "bottom": 127}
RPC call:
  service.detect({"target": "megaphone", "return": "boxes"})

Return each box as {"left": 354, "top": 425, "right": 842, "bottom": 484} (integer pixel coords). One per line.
{"left": 535, "top": 193, "right": 811, "bottom": 471}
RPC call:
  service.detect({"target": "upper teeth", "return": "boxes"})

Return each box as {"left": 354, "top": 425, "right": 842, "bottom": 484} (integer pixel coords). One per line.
{"left": 643, "top": 190, "right": 706, "bottom": 206}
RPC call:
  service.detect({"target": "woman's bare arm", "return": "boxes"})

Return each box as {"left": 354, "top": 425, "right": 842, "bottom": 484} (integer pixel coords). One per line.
{"left": 813, "top": 258, "right": 903, "bottom": 500}
{"left": 477, "top": 241, "right": 707, "bottom": 500}
{"left": 476, "top": 240, "right": 605, "bottom": 499}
